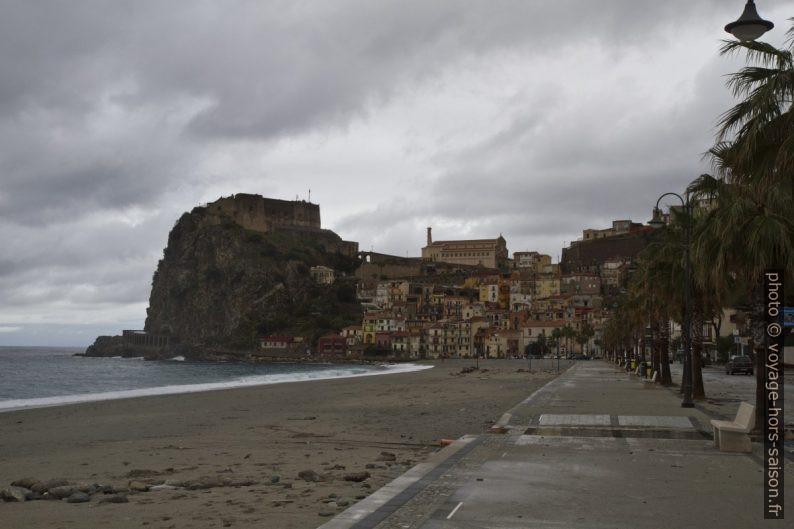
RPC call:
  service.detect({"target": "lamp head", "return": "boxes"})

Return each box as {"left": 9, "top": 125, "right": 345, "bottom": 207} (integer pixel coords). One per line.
{"left": 725, "top": 1, "right": 774, "bottom": 42}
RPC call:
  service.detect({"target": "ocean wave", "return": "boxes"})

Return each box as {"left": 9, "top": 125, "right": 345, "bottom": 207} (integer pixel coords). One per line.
{"left": 0, "top": 363, "right": 432, "bottom": 413}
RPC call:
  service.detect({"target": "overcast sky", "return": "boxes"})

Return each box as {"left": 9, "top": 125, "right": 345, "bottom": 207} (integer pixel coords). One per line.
{"left": 0, "top": 1, "right": 790, "bottom": 346}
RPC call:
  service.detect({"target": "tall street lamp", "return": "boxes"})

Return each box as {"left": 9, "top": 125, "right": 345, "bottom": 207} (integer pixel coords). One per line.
{"left": 725, "top": 1, "right": 774, "bottom": 42}
{"left": 648, "top": 192, "right": 695, "bottom": 408}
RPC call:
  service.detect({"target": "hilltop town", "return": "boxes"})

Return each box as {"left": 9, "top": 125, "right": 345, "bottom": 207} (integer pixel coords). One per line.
{"left": 263, "top": 214, "right": 656, "bottom": 361}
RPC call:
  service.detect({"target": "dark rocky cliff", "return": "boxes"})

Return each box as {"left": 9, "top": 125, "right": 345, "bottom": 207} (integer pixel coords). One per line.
{"left": 86, "top": 202, "right": 362, "bottom": 358}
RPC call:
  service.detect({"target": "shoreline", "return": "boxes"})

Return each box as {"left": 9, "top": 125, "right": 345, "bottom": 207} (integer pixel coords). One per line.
{"left": 0, "top": 362, "right": 433, "bottom": 414}
{"left": 0, "top": 358, "right": 567, "bottom": 529}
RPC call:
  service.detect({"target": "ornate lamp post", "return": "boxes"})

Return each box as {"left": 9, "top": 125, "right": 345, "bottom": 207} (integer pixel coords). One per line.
{"left": 648, "top": 192, "right": 695, "bottom": 408}
{"left": 725, "top": 1, "right": 774, "bottom": 42}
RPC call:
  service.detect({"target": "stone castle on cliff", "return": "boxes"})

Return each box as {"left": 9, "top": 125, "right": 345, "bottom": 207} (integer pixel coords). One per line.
{"left": 204, "top": 193, "right": 359, "bottom": 257}
{"left": 89, "top": 193, "right": 362, "bottom": 356}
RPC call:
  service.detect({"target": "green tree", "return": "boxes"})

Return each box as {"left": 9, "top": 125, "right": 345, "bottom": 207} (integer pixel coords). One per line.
{"left": 536, "top": 333, "right": 548, "bottom": 356}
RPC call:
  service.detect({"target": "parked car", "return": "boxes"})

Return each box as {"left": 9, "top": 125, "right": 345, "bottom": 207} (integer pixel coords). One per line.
{"left": 726, "top": 355, "right": 753, "bottom": 375}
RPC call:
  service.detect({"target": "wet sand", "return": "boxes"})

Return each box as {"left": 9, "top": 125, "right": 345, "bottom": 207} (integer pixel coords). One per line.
{"left": 0, "top": 359, "right": 564, "bottom": 529}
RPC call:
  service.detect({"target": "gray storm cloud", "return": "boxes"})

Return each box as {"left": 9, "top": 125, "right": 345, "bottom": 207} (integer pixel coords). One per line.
{"left": 0, "top": 0, "right": 788, "bottom": 345}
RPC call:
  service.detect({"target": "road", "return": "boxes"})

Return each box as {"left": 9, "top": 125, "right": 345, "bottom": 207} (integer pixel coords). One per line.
{"left": 668, "top": 362, "right": 793, "bottom": 426}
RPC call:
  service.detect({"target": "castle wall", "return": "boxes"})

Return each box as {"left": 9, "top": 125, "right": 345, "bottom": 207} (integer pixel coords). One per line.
{"left": 339, "top": 240, "right": 360, "bottom": 258}
{"left": 355, "top": 252, "right": 483, "bottom": 281}
{"left": 356, "top": 262, "right": 424, "bottom": 281}
{"left": 206, "top": 194, "right": 321, "bottom": 233}
{"left": 561, "top": 232, "right": 651, "bottom": 274}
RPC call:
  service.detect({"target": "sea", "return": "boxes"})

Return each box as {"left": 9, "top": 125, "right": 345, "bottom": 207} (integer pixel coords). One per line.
{"left": 0, "top": 346, "right": 431, "bottom": 412}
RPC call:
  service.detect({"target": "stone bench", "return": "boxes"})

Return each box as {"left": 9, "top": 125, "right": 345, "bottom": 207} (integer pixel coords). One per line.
{"left": 710, "top": 402, "right": 755, "bottom": 453}
{"left": 643, "top": 370, "right": 658, "bottom": 388}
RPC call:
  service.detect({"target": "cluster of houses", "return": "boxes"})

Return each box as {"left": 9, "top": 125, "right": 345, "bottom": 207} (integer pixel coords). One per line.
{"left": 258, "top": 225, "right": 637, "bottom": 360}
{"left": 337, "top": 263, "right": 614, "bottom": 360}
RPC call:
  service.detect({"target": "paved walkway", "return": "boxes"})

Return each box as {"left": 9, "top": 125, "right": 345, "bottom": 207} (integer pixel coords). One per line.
{"left": 320, "top": 361, "right": 793, "bottom": 529}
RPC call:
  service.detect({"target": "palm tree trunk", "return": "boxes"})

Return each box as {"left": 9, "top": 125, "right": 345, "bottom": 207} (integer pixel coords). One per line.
{"left": 650, "top": 317, "right": 660, "bottom": 376}
{"left": 692, "top": 301, "right": 706, "bottom": 400}
{"left": 659, "top": 312, "right": 673, "bottom": 385}
{"left": 638, "top": 333, "right": 644, "bottom": 369}
{"left": 679, "top": 305, "right": 687, "bottom": 394}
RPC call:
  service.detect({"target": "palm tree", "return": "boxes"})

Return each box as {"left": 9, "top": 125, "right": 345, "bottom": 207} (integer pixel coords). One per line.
{"left": 551, "top": 327, "right": 563, "bottom": 359}
{"left": 627, "top": 254, "right": 672, "bottom": 384}
{"left": 713, "top": 23, "right": 794, "bottom": 194}
{"left": 652, "top": 309, "right": 673, "bottom": 385}
{"left": 578, "top": 322, "right": 595, "bottom": 356}
{"left": 689, "top": 174, "right": 793, "bottom": 428}
{"left": 562, "top": 325, "right": 577, "bottom": 357}
{"left": 634, "top": 215, "right": 705, "bottom": 392}
{"left": 690, "top": 21, "right": 794, "bottom": 430}
{"left": 619, "top": 286, "right": 645, "bottom": 364}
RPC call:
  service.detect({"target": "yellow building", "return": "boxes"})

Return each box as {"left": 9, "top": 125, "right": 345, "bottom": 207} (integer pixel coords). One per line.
{"left": 513, "top": 251, "right": 552, "bottom": 273}
{"left": 464, "top": 272, "right": 500, "bottom": 288}
{"left": 479, "top": 284, "right": 499, "bottom": 304}
{"left": 534, "top": 276, "right": 560, "bottom": 299}
{"left": 478, "top": 276, "right": 512, "bottom": 308}
{"left": 362, "top": 313, "right": 378, "bottom": 344}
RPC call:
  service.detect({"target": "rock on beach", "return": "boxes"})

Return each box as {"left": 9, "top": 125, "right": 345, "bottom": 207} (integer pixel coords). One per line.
{"left": 128, "top": 481, "right": 151, "bottom": 492}
{"left": 343, "top": 471, "right": 370, "bottom": 482}
{"left": 99, "top": 494, "right": 129, "bottom": 504}
{"left": 66, "top": 492, "right": 91, "bottom": 503}
{"left": 31, "top": 478, "right": 70, "bottom": 494}
{"left": 184, "top": 475, "right": 231, "bottom": 490}
{"left": 10, "top": 478, "right": 39, "bottom": 489}
{"left": 297, "top": 470, "right": 323, "bottom": 482}
{"left": 47, "top": 486, "right": 78, "bottom": 500}
{"left": 1, "top": 486, "right": 30, "bottom": 502}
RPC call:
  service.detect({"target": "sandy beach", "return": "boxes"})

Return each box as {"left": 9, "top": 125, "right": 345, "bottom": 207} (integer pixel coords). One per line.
{"left": 0, "top": 359, "right": 565, "bottom": 529}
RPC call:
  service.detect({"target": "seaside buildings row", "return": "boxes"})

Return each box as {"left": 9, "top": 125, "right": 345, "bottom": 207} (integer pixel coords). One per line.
{"left": 260, "top": 220, "right": 652, "bottom": 360}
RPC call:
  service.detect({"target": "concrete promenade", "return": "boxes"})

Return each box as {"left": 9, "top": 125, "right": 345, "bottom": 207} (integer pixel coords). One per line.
{"left": 320, "top": 361, "right": 793, "bottom": 529}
